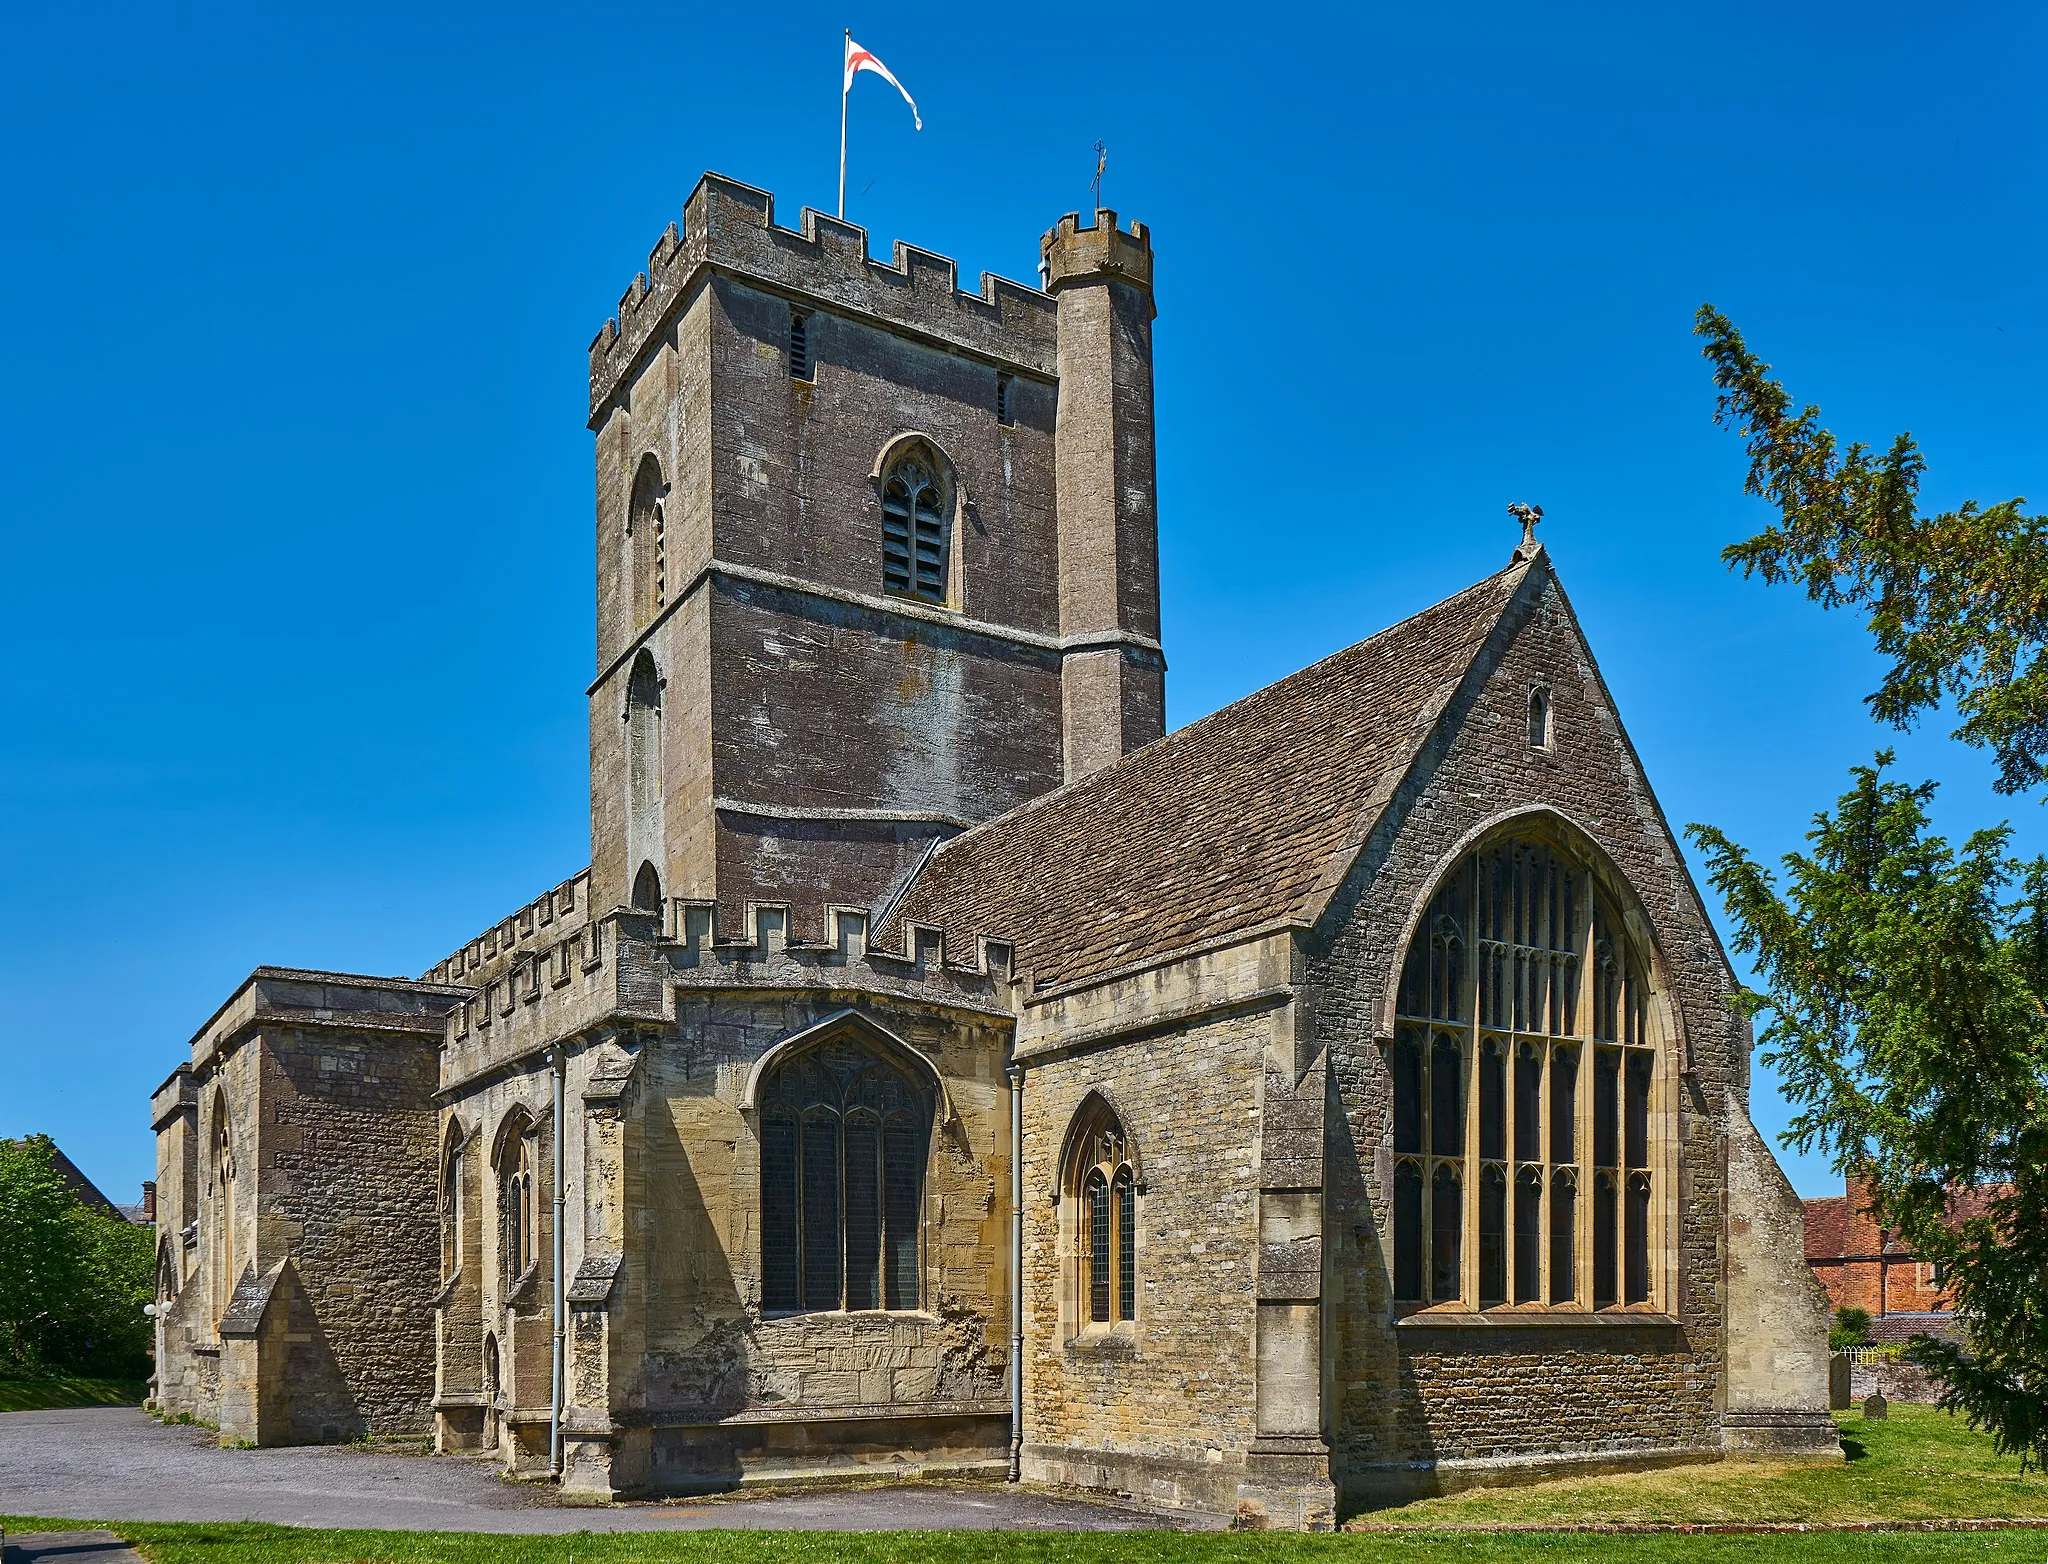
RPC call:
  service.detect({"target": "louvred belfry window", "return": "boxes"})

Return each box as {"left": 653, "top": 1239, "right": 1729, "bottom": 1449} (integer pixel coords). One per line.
{"left": 759, "top": 1037, "right": 932, "bottom": 1315}
{"left": 1387, "top": 831, "right": 1664, "bottom": 1312}
{"left": 880, "top": 454, "right": 948, "bottom": 603}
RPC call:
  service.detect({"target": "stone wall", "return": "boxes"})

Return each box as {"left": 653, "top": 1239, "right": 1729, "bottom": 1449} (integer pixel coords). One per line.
{"left": 151, "top": 971, "right": 458, "bottom": 1442}
{"left": 1017, "top": 999, "right": 1269, "bottom": 1517}
{"left": 250, "top": 1018, "right": 443, "bottom": 1437}
{"left": 635, "top": 988, "right": 1013, "bottom": 1491}
{"left": 1308, "top": 559, "right": 1829, "bottom": 1506}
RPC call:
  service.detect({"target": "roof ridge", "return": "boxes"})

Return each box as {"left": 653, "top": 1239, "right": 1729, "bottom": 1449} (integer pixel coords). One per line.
{"left": 906, "top": 558, "right": 1531, "bottom": 885}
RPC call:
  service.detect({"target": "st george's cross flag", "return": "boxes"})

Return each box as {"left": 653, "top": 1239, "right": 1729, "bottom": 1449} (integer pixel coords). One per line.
{"left": 844, "top": 34, "right": 921, "bottom": 130}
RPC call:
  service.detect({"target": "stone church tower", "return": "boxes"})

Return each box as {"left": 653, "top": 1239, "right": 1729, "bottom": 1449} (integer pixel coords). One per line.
{"left": 585, "top": 177, "right": 1165, "bottom": 929}
{"left": 149, "top": 174, "right": 1839, "bottom": 1529}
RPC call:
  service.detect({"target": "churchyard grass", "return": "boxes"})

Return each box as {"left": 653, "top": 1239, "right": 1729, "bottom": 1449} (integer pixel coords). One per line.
{"left": 2, "top": 1524, "right": 2047, "bottom": 1564}
{"left": 7, "top": 1406, "right": 2045, "bottom": 1562}
{"left": 0, "top": 1377, "right": 145, "bottom": 1412}
{"left": 1352, "top": 1406, "right": 2048, "bottom": 1528}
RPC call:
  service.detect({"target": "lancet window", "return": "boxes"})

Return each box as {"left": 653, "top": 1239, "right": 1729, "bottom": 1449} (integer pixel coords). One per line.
{"left": 207, "top": 1098, "right": 236, "bottom": 1325}
{"left": 1388, "top": 831, "right": 1662, "bottom": 1312}
{"left": 759, "top": 1037, "right": 932, "bottom": 1315}
{"left": 1062, "top": 1096, "right": 1138, "bottom": 1329}
{"left": 628, "top": 454, "right": 666, "bottom": 629}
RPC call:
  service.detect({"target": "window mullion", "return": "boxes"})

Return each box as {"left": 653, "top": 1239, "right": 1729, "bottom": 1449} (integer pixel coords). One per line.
{"left": 1576, "top": 870, "right": 1597, "bottom": 1306}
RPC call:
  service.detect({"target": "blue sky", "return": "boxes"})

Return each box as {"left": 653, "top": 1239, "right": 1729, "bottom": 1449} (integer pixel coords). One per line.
{"left": 3, "top": 0, "right": 2043, "bottom": 1203}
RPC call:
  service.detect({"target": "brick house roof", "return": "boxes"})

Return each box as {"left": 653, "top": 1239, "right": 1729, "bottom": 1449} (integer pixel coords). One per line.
{"left": 1803, "top": 1180, "right": 2012, "bottom": 1261}
{"left": 887, "top": 557, "right": 1533, "bottom": 992}
{"left": 1803, "top": 1195, "right": 1849, "bottom": 1261}
{"left": 3, "top": 1137, "right": 127, "bottom": 1222}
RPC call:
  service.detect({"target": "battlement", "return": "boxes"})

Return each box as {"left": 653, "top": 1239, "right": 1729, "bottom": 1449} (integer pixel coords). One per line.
{"left": 439, "top": 895, "right": 1014, "bottom": 1089}
{"left": 422, "top": 868, "right": 592, "bottom": 990}
{"left": 1039, "top": 209, "right": 1154, "bottom": 294}
{"left": 588, "top": 172, "right": 1058, "bottom": 423}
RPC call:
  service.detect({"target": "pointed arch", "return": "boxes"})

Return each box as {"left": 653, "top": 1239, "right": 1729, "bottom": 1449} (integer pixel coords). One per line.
{"left": 206, "top": 1089, "right": 237, "bottom": 1326}
{"left": 741, "top": 1009, "right": 952, "bottom": 1126}
{"left": 869, "top": 433, "right": 961, "bottom": 605}
{"left": 1374, "top": 806, "right": 1682, "bottom": 1058}
{"left": 628, "top": 452, "right": 667, "bottom": 628}
{"left": 632, "top": 860, "right": 663, "bottom": 913}
{"left": 1379, "top": 808, "right": 1675, "bottom": 1315}
{"left": 1056, "top": 1090, "right": 1142, "bottom": 1328}
{"left": 750, "top": 1010, "right": 939, "bottom": 1315}
{"left": 1049, "top": 1087, "right": 1146, "bottom": 1200}
{"left": 625, "top": 650, "right": 663, "bottom": 892}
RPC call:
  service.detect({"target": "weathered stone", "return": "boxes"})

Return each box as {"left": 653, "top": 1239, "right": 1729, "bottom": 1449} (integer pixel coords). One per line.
{"left": 149, "top": 172, "right": 1833, "bottom": 1532}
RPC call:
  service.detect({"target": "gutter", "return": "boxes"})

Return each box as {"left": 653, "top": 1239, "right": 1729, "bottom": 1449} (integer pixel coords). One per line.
{"left": 1008, "top": 1062, "right": 1024, "bottom": 1482}
{"left": 550, "top": 1047, "right": 567, "bottom": 1478}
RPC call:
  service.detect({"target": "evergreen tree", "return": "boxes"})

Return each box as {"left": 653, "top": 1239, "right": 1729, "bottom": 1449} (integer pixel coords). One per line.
{"left": 1688, "top": 309, "right": 2048, "bottom": 1465}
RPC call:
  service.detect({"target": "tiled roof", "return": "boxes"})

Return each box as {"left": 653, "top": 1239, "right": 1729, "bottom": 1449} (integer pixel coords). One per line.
{"left": 4, "top": 1137, "right": 126, "bottom": 1222}
{"left": 1803, "top": 1183, "right": 2013, "bottom": 1261}
{"left": 886, "top": 559, "right": 1533, "bottom": 992}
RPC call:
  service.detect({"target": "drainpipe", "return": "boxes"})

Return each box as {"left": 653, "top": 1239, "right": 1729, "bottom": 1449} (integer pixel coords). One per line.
{"left": 549, "top": 1046, "right": 567, "bottom": 1478}
{"left": 1007, "top": 1062, "right": 1024, "bottom": 1483}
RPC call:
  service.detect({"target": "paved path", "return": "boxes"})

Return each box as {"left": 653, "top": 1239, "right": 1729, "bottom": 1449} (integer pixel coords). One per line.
{"left": 0, "top": 1408, "right": 1180, "bottom": 1534}
{"left": 4, "top": 1529, "right": 147, "bottom": 1564}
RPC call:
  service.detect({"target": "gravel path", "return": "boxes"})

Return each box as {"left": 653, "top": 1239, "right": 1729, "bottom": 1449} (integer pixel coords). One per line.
{"left": 0, "top": 1408, "right": 1182, "bottom": 1534}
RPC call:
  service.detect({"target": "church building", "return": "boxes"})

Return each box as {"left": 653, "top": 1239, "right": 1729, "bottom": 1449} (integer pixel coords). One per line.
{"left": 148, "top": 173, "right": 1838, "bottom": 1529}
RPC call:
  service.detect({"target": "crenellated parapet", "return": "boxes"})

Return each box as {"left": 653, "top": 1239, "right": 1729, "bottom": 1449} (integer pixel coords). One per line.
{"left": 657, "top": 897, "right": 1014, "bottom": 1006}
{"left": 587, "top": 172, "right": 1057, "bottom": 423}
{"left": 422, "top": 868, "right": 593, "bottom": 992}
{"left": 1039, "top": 208, "right": 1154, "bottom": 296}
{"left": 438, "top": 895, "right": 1018, "bottom": 1091}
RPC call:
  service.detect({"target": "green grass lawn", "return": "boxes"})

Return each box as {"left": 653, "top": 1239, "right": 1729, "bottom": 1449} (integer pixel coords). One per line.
{"left": 0, "top": 1377, "right": 146, "bottom": 1412}
{"left": 1354, "top": 1405, "right": 2048, "bottom": 1529}
{"left": 4, "top": 1404, "right": 2044, "bottom": 1563}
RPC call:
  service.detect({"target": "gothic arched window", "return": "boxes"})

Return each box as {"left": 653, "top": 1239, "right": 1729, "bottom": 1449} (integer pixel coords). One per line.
{"left": 629, "top": 454, "right": 666, "bottom": 629}
{"left": 1387, "top": 830, "right": 1664, "bottom": 1312}
{"left": 1062, "top": 1095, "right": 1139, "bottom": 1329}
{"left": 207, "top": 1096, "right": 236, "bottom": 1326}
{"left": 441, "top": 1126, "right": 465, "bottom": 1283}
{"left": 632, "top": 860, "right": 662, "bottom": 913}
{"left": 759, "top": 1035, "right": 932, "bottom": 1314}
{"left": 496, "top": 1114, "right": 536, "bottom": 1291}
{"left": 879, "top": 446, "right": 949, "bottom": 604}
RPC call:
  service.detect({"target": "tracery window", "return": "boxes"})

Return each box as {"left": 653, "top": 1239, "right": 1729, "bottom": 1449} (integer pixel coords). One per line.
{"left": 879, "top": 447, "right": 949, "bottom": 604}
{"left": 498, "top": 1120, "right": 536, "bottom": 1290}
{"left": 1063, "top": 1095, "right": 1138, "bottom": 1329}
{"left": 441, "top": 1129, "right": 464, "bottom": 1283}
{"left": 759, "top": 1037, "right": 932, "bottom": 1314}
{"left": 1388, "top": 831, "right": 1662, "bottom": 1312}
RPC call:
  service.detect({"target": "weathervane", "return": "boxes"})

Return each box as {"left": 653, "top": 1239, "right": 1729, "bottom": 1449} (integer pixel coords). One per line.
{"left": 1091, "top": 141, "right": 1107, "bottom": 211}
{"left": 1508, "top": 501, "right": 1544, "bottom": 561}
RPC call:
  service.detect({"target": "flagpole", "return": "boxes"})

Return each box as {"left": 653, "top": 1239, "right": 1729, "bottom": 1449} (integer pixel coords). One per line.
{"left": 837, "top": 29, "right": 849, "bottom": 219}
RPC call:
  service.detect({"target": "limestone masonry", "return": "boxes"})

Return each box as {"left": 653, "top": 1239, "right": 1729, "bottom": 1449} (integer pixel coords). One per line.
{"left": 150, "top": 172, "right": 1838, "bottom": 1528}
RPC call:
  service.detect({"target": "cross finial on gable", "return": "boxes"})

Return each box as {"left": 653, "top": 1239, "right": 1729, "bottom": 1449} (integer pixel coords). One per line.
{"left": 1508, "top": 501, "right": 1544, "bottom": 562}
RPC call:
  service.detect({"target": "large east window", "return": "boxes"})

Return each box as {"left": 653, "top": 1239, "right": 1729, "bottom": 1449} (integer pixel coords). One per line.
{"left": 760, "top": 1037, "right": 932, "bottom": 1314}
{"left": 1389, "top": 831, "right": 1664, "bottom": 1313}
